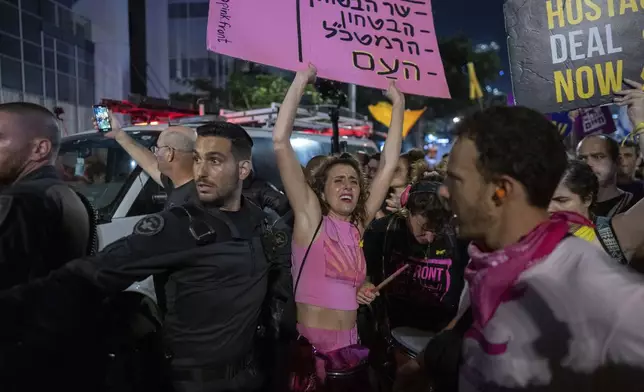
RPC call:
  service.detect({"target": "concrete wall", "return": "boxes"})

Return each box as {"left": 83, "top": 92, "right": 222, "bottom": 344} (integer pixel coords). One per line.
{"left": 72, "top": 0, "right": 131, "bottom": 102}
{"left": 72, "top": 0, "right": 171, "bottom": 101}
{"left": 145, "top": 0, "right": 170, "bottom": 98}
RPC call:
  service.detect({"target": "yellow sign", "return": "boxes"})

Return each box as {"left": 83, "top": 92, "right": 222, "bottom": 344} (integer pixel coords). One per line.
{"left": 467, "top": 62, "right": 484, "bottom": 101}
{"left": 368, "top": 102, "right": 426, "bottom": 138}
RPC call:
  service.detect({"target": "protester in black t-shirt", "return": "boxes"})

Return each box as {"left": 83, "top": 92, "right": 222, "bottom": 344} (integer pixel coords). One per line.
{"left": 577, "top": 134, "right": 636, "bottom": 217}
{"left": 362, "top": 179, "right": 468, "bottom": 333}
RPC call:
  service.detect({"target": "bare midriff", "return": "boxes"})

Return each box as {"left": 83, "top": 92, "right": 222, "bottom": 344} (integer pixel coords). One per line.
{"left": 297, "top": 303, "right": 357, "bottom": 330}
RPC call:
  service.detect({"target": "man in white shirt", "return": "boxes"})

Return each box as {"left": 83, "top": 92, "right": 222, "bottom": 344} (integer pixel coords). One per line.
{"left": 396, "top": 106, "right": 644, "bottom": 392}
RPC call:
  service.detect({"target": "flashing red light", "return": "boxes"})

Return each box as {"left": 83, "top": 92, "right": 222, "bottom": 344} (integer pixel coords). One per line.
{"left": 299, "top": 125, "right": 373, "bottom": 138}
{"left": 101, "top": 99, "right": 199, "bottom": 124}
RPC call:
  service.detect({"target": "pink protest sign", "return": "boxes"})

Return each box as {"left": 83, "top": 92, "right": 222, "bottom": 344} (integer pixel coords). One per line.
{"left": 207, "top": 0, "right": 450, "bottom": 98}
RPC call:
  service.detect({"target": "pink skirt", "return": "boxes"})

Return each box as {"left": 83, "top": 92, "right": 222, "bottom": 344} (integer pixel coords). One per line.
{"left": 296, "top": 324, "right": 359, "bottom": 380}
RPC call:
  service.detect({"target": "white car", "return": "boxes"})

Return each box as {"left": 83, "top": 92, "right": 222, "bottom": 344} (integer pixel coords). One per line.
{"left": 59, "top": 124, "right": 378, "bottom": 299}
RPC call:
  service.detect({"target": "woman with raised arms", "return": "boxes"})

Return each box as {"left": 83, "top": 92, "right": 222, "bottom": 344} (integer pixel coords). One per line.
{"left": 272, "top": 64, "right": 405, "bottom": 377}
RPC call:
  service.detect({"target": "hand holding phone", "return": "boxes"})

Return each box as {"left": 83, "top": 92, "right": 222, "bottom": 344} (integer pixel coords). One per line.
{"left": 93, "top": 105, "right": 112, "bottom": 133}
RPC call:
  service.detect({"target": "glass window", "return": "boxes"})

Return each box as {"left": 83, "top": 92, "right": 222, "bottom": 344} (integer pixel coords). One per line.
{"left": 21, "top": 12, "right": 42, "bottom": 44}
{"left": 55, "top": 40, "right": 72, "bottom": 56}
{"left": 84, "top": 62, "right": 94, "bottom": 82}
{"left": 189, "top": 58, "right": 208, "bottom": 78}
{"left": 0, "top": 3, "right": 19, "bottom": 36}
{"left": 45, "top": 69, "right": 56, "bottom": 98}
{"left": 79, "top": 79, "right": 94, "bottom": 105}
{"left": 75, "top": 22, "right": 87, "bottom": 39}
{"left": 58, "top": 7, "right": 73, "bottom": 32}
{"left": 0, "top": 33, "right": 21, "bottom": 59}
{"left": 180, "top": 58, "right": 188, "bottom": 77}
{"left": 44, "top": 49, "right": 55, "bottom": 69}
{"left": 24, "top": 64, "right": 43, "bottom": 95}
{"left": 127, "top": 176, "right": 165, "bottom": 217}
{"left": 21, "top": 0, "right": 41, "bottom": 15}
{"left": 77, "top": 61, "right": 87, "bottom": 79}
{"left": 44, "top": 35, "right": 54, "bottom": 49}
{"left": 188, "top": 2, "right": 209, "bottom": 18}
{"left": 42, "top": 0, "right": 56, "bottom": 23}
{"left": 250, "top": 136, "right": 326, "bottom": 189}
{"left": 23, "top": 41, "right": 42, "bottom": 66}
{"left": 57, "top": 72, "right": 75, "bottom": 103}
{"left": 168, "top": 3, "right": 187, "bottom": 18}
{"left": 169, "top": 59, "right": 176, "bottom": 79}
{"left": 59, "top": 133, "right": 158, "bottom": 221}
{"left": 57, "top": 54, "right": 75, "bottom": 75}
{"left": 0, "top": 56, "right": 23, "bottom": 90}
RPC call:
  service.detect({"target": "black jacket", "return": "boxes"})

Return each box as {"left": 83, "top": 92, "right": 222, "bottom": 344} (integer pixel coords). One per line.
{"left": 243, "top": 172, "right": 290, "bottom": 217}
{"left": 0, "top": 165, "right": 92, "bottom": 289}
{"left": 0, "top": 199, "right": 293, "bottom": 391}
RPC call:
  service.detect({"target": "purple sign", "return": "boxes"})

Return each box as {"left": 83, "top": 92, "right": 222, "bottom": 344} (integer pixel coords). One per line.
{"left": 573, "top": 107, "right": 616, "bottom": 138}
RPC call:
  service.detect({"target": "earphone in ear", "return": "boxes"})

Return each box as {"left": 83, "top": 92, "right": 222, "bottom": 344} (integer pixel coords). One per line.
{"left": 495, "top": 188, "right": 506, "bottom": 200}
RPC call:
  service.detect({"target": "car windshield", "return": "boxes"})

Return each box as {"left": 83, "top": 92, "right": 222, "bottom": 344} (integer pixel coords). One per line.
{"left": 59, "top": 128, "right": 376, "bottom": 215}
{"left": 251, "top": 136, "right": 329, "bottom": 189}
{"left": 58, "top": 132, "right": 157, "bottom": 212}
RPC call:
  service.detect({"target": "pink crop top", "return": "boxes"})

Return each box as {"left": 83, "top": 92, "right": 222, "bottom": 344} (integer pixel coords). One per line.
{"left": 292, "top": 216, "right": 367, "bottom": 311}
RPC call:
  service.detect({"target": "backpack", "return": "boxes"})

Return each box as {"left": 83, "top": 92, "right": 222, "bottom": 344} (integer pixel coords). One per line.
{"left": 595, "top": 216, "right": 629, "bottom": 265}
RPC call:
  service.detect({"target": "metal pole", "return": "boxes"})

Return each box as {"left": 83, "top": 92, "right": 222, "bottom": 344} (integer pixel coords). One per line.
{"left": 331, "top": 106, "right": 340, "bottom": 154}
{"left": 349, "top": 84, "right": 357, "bottom": 114}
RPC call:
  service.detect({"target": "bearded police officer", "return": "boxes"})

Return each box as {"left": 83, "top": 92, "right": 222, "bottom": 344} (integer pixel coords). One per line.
{"left": 0, "top": 102, "right": 94, "bottom": 288}
{"left": 0, "top": 103, "right": 97, "bottom": 391}
{"left": 0, "top": 122, "right": 294, "bottom": 392}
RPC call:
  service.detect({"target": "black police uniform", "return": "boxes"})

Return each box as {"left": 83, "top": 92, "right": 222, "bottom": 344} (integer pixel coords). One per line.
{"left": 0, "top": 165, "right": 92, "bottom": 289}
{"left": 0, "top": 198, "right": 294, "bottom": 392}
{"left": 242, "top": 171, "right": 290, "bottom": 217}
{"left": 0, "top": 165, "right": 97, "bottom": 392}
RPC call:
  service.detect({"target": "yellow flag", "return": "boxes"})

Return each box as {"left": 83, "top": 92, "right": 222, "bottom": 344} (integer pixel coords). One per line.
{"left": 467, "top": 62, "right": 484, "bottom": 100}
{"left": 368, "top": 102, "right": 426, "bottom": 138}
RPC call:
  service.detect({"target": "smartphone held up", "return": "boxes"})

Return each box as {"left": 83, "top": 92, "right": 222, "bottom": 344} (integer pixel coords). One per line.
{"left": 93, "top": 105, "right": 112, "bottom": 132}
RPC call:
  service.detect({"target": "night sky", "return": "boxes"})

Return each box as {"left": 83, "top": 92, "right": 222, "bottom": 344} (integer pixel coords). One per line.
{"left": 432, "top": 0, "right": 512, "bottom": 92}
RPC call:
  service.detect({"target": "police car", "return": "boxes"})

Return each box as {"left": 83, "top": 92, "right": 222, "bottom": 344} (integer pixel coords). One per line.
{"left": 58, "top": 101, "right": 377, "bottom": 300}
{"left": 59, "top": 115, "right": 378, "bottom": 250}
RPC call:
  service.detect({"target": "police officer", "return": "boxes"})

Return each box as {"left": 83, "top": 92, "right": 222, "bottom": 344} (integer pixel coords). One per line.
{"left": 0, "top": 121, "right": 294, "bottom": 392}
{"left": 242, "top": 170, "right": 290, "bottom": 219}
{"left": 0, "top": 103, "right": 97, "bottom": 391}
{"left": 0, "top": 102, "right": 93, "bottom": 287}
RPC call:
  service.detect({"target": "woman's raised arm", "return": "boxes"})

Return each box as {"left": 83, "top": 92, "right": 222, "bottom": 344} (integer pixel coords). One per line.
{"left": 364, "top": 82, "right": 406, "bottom": 226}
{"left": 272, "top": 64, "right": 322, "bottom": 233}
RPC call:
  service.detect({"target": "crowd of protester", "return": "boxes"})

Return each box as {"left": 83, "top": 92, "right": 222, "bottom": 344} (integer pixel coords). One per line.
{"left": 0, "top": 66, "right": 644, "bottom": 392}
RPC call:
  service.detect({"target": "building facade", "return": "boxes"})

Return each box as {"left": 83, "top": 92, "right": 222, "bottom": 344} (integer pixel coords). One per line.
{"left": 168, "top": 0, "right": 234, "bottom": 93}
{"left": 0, "top": 0, "right": 96, "bottom": 133}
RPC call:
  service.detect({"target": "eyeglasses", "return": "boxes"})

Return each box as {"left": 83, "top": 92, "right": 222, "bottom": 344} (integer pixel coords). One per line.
{"left": 151, "top": 145, "right": 170, "bottom": 154}
{"left": 152, "top": 145, "right": 192, "bottom": 154}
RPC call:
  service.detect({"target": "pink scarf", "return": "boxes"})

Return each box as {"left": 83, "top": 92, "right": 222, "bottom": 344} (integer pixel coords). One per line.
{"left": 465, "top": 211, "right": 590, "bottom": 327}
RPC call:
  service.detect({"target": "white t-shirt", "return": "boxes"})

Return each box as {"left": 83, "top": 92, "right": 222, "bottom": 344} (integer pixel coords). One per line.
{"left": 459, "top": 237, "right": 644, "bottom": 391}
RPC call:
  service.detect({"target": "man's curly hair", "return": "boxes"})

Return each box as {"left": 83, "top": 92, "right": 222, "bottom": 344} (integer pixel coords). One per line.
{"left": 310, "top": 153, "right": 368, "bottom": 226}
{"left": 454, "top": 106, "right": 567, "bottom": 209}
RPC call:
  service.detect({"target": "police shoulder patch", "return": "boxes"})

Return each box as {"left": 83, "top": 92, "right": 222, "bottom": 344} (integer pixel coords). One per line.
{"left": 274, "top": 230, "right": 288, "bottom": 248}
{"left": 0, "top": 195, "right": 13, "bottom": 226}
{"left": 133, "top": 214, "right": 165, "bottom": 236}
